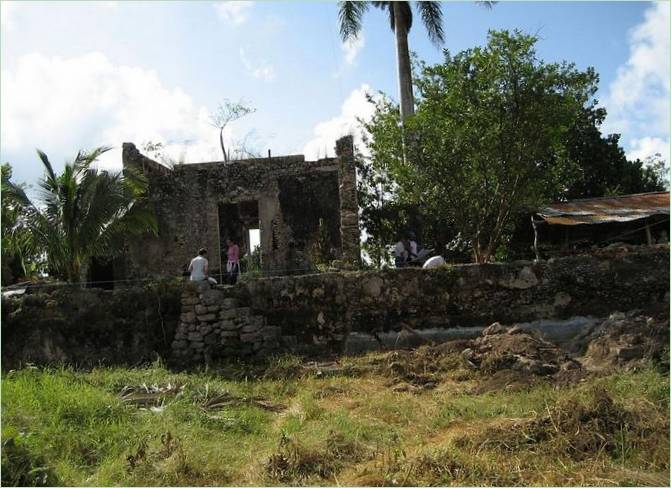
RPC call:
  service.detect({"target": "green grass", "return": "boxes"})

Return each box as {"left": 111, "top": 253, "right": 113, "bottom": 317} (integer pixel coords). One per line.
{"left": 1, "top": 355, "right": 668, "bottom": 486}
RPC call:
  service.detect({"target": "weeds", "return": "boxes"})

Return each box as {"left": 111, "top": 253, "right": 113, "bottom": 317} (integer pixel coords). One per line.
{"left": 1, "top": 355, "right": 668, "bottom": 486}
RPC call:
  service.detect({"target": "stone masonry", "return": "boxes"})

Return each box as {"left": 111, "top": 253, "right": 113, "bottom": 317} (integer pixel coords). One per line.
{"left": 119, "top": 137, "right": 360, "bottom": 280}
{"left": 171, "top": 281, "right": 282, "bottom": 362}
{"left": 171, "top": 244, "right": 669, "bottom": 364}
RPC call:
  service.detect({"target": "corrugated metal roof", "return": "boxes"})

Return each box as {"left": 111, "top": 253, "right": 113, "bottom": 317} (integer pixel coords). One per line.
{"left": 538, "top": 191, "right": 670, "bottom": 226}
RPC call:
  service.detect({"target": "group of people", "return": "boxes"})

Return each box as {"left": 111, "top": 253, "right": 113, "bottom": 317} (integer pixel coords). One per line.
{"left": 394, "top": 231, "right": 446, "bottom": 269}
{"left": 188, "top": 238, "right": 240, "bottom": 286}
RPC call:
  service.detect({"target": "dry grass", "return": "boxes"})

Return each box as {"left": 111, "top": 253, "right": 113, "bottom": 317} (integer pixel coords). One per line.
{"left": 1, "top": 350, "right": 668, "bottom": 486}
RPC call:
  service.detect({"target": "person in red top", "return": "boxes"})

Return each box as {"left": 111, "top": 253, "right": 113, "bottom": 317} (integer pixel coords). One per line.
{"left": 226, "top": 237, "right": 240, "bottom": 285}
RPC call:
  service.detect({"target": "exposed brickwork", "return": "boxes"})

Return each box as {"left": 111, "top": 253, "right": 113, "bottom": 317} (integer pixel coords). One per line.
{"left": 121, "top": 137, "right": 359, "bottom": 278}
{"left": 335, "top": 135, "right": 361, "bottom": 267}
{"left": 171, "top": 245, "right": 669, "bottom": 363}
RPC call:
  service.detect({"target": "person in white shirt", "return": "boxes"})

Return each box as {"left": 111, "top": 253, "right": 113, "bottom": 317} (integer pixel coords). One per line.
{"left": 394, "top": 232, "right": 418, "bottom": 267}
{"left": 188, "top": 248, "right": 217, "bottom": 284}
{"left": 394, "top": 238, "right": 409, "bottom": 267}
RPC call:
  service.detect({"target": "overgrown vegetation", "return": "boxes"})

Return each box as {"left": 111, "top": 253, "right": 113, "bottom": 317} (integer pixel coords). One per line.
{"left": 1, "top": 149, "right": 157, "bottom": 283}
{"left": 2, "top": 353, "right": 667, "bottom": 486}
{"left": 359, "top": 30, "right": 668, "bottom": 264}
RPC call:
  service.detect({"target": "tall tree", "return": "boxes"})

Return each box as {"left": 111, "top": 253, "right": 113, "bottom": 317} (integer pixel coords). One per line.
{"left": 364, "top": 31, "right": 598, "bottom": 263}
{"left": 2, "top": 148, "right": 157, "bottom": 282}
{"left": 338, "top": 1, "right": 493, "bottom": 121}
{"left": 210, "top": 100, "right": 255, "bottom": 162}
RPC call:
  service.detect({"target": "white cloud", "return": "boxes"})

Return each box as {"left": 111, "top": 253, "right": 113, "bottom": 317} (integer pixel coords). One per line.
{"left": 302, "top": 84, "right": 377, "bottom": 159}
{"left": 627, "top": 136, "right": 670, "bottom": 163}
{"left": 214, "top": 1, "right": 254, "bottom": 26}
{"left": 1, "top": 1, "right": 17, "bottom": 29}
{"left": 239, "top": 47, "right": 276, "bottom": 81}
{"left": 602, "top": 2, "right": 670, "bottom": 161}
{"left": 342, "top": 34, "right": 365, "bottom": 65}
{"left": 1, "top": 52, "right": 228, "bottom": 175}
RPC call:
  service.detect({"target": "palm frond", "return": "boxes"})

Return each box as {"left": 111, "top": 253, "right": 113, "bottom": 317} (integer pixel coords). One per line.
{"left": 416, "top": 1, "right": 444, "bottom": 45}
{"left": 477, "top": 1, "right": 497, "bottom": 9}
{"left": 2, "top": 178, "right": 32, "bottom": 208}
{"left": 338, "top": 1, "right": 369, "bottom": 41}
{"left": 36, "top": 149, "right": 57, "bottom": 184}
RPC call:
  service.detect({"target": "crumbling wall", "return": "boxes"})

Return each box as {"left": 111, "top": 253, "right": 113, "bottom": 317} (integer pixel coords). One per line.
{"left": 1, "top": 281, "right": 182, "bottom": 369}
{"left": 121, "top": 137, "right": 358, "bottom": 278}
{"left": 170, "top": 244, "right": 669, "bottom": 363}
{"left": 4, "top": 246, "right": 665, "bottom": 368}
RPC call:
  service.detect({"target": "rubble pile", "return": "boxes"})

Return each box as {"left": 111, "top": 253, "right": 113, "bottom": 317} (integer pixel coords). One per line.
{"left": 576, "top": 311, "right": 669, "bottom": 370}
{"left": 460, "top": 322, "right": 578, "bottom": 376}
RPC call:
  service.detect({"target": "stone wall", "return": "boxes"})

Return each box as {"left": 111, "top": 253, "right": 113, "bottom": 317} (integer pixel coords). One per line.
{"left": 120, "top": 137, "right": 360, "bottom": 279}
{"left": 170, "top": 245, "right": 669, "bottom": 363}
{"left": 1, "top": 281, "right": 182, "bottom": 369}
{"left": 3, "top": 246, "right": 666, "bottom": 368}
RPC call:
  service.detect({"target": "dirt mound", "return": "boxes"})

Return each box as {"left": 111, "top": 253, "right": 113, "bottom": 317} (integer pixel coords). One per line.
{"left": 461, "top": 322, "right": 578, "bottom": 376}
{"left": 575, "top": 311, "right": 669, "bottom": 371}
{"left": 467, "top": 387, "right": 668, "bottom": 464}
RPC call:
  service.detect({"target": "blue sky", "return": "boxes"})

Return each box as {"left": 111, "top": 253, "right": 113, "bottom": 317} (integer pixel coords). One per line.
{"left": 1, "top": 1, "right": 669, "bottom": 188}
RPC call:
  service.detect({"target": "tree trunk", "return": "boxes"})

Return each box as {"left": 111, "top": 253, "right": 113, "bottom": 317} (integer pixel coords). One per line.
{"left": 393, "top": 2, "right": 414, "bottom": 121}
{"left": 219, "top": 127, "right": 228, "bottom": 162}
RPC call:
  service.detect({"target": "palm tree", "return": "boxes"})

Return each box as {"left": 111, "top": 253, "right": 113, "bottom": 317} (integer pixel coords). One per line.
{"left": 338, "top": 1, "right": 493, "bottom": 121}
{"left": 2, "top": 148, "right": 157, "bottom": 282}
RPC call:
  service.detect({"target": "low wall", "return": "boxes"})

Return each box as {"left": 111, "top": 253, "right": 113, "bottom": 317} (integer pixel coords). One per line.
{"left": 170, "top": 245, "right": 669, "bottom": 363}
{"left": 2, "top": 246, "right": 667, "bottom": 367}
{"left": 1, "top": 281, "right": 182, "bottom": 369}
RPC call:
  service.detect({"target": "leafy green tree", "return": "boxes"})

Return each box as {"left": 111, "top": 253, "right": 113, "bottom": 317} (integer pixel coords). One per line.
{"left": 1, "top": 164, "right": 42, "bottom": 283}
{"left": 364, "top": 31, "right": 599, "bottom": 263}
{"left": 2, "top": 148, "right": 157, "bottom": 282}
{"left": 564, "top": 106, "right": 668, "bottom": 198}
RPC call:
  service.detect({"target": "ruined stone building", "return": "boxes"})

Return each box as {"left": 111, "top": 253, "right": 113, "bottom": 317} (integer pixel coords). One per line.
{"left": 102, "top": 136, "right": 360, "bottom": 282}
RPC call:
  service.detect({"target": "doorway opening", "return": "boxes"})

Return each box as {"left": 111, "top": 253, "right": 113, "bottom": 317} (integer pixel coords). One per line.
{"left": 218, "top": 201, "right": 262, "bottom": 279}
{"left": 88, "top": 256, "right": 115, "bottom": 289}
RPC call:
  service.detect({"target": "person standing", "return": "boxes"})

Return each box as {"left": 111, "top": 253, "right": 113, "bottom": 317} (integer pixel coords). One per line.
{"left": 226, "top": 238, "right": 240, "bottom": 285}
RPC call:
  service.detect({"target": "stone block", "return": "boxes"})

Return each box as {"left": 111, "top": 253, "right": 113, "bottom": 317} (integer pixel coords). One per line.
{"left": 261, "top": 326, "right": 281, "bottom": 339}
{"left": 220, "top": 320, "right": 237, "bottom": 331}
{"left": 172, "top": 340, "right": 188, "bottom": 349}
{"left": 241, "top": 323, "right": 262, "bottom": 334}
{"left": 221, "top": 297, "right": 238, "bottom": 309}
{"left": 200, "top": 324, "right": 213, "bottom": 335}
{"left": 235, "top": 307, "right": 251, "bottom": 320}
{"left": 207, "top": 305, "right": 220, "bottom": 313}
{"left": 220, "top": 330, "right": 238, "bottom": 338}
{"left": 191, "top": 341, "right": 205, "bottom": 350}
{"left": 219, "top": 309, "right": 237, "bottom": 320}
{"left": 240, "top": 332, "right": 261, "bottom": 343}
{"left": 195, "top": 304, "right": 208, "bottom": 315}
{"left": 181, "top": 297, "right": 200, "bottom": 306}
{"left": 188, "top": 332, "right": 203, "bottom": 341}
{"left": 204, "top": 334, "right": 218, "bottom": 345}
{"left": 201, "top": 289, "right": 223, "bottom": 306}
{"left": 180, "top": 311, "right": 196, "bottom": 323}
{"left": 197, "top": 313, "right": 217, "bottom": 322}
{"left": 248, "top": 315, "right": 265, "bottom": 328}
{"left": 617, "top": 345, "right": 644, "bottom": 361}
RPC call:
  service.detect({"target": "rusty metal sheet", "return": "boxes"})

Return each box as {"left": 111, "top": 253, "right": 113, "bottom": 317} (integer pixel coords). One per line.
{"left": 538, "top": 191, "right": 669, "bottom": 226}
